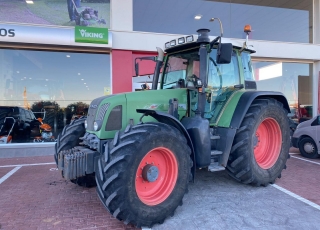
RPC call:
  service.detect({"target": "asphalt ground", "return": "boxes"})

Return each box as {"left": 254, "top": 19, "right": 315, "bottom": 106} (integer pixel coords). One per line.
{"left": 0, "top": 148, "right": 320, "bottom": 230}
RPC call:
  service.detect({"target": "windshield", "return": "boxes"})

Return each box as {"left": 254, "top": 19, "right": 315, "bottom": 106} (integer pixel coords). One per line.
{"left": 162, "top": 49, "right": 199, "bottom": 89}
{"left": 162, "top": 47, "right": 241, "bottom": 89}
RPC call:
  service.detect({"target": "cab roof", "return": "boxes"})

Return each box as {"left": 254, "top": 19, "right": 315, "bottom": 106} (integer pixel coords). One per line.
{"left": 164, "top": 35, "right": 255, "bottom": 54}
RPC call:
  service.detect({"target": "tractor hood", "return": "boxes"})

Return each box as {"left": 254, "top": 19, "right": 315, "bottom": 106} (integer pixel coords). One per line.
{"left": 86, "top": 88, "right": 189, "bottom": 139}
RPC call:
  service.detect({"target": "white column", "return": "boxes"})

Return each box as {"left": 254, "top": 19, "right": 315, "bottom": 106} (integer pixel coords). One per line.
{"left": 313, "top": 61, "right": 320, "bottom": 116}
{"left": 110, "top": 0, "right": 133, "bottom": 31}
{"left": 312, "top": 0, "right": 320, "bottom": 115}
{"left": 314, "top": 0, "right": 320, "bottom": 44}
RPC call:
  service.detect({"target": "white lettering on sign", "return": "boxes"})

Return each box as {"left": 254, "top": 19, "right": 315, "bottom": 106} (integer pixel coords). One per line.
{"left": 79, "top": 29, "right": 104, "bottom": 39}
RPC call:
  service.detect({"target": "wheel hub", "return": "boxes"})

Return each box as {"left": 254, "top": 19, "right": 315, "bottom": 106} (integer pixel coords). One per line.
{"left": 253, "top": 118, "right": 282, "bottom": 169}
{"left": 142, "top": 164, "right": 159, "bottom": 182}
{"left": 135, "top": 147, "right": 178, "bottom": 206}
{"left": 304, "top": 142, "right": 314, "bottom": 154}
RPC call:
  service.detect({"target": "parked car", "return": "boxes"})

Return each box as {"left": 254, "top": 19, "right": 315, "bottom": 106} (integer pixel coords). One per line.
{"left": 292, "top": 115, "right": 320, "bottom": 159}
{"left": 0, "top": 106, "right": 41, "bottom": 142}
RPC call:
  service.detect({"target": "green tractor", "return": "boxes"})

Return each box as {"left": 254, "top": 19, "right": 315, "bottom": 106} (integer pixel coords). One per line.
{"left": 55, "top": 22, "right": 290, "bottom": 228}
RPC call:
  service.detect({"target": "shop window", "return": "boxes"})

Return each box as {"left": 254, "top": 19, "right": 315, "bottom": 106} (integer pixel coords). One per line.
{"left": 252, "top": 61, "right": 313, "bottom": 122}
{"left": 0, "top": 48, "right": 110, "bottom": 144}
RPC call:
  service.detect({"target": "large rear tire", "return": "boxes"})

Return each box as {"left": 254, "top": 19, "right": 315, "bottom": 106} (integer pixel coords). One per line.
{"left": 55, "top": 117, "right": 96, "bottom": 187}
{"left": 95, "top": 122, "right": 192, "bottom": 228}
{"left": 227, "top": 98, "right": 290, "bottom": 186}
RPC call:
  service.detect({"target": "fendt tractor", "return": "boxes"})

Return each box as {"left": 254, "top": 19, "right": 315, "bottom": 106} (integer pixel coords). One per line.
{"left": 55, "top": 20, "right": 290, "bottom": 228}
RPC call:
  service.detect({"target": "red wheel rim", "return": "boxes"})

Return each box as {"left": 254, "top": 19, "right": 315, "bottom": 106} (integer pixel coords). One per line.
{"left": 135, "top": 147, "right": 178, "bottom": 206}
{"left": 254, "top": 118, "right": 282, "bottom": 169}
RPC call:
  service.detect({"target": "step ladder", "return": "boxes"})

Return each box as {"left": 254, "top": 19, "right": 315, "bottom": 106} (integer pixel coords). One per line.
{"left": 208, "top": 134, "right": 225, "bottom": 172}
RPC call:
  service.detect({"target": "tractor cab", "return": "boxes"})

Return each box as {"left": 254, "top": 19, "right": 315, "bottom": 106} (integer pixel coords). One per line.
{"left": 159, "top": 27, "right": 256, "bottom": 123}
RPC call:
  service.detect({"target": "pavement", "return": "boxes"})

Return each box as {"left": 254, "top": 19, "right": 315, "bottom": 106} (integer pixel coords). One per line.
{"left": 0, "top": 148, "right": 320, "bottom": 230}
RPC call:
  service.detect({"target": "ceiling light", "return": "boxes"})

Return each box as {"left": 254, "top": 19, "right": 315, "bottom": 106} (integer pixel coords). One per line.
{"left": 84, "top": 83, "right": 86, "bottom": 84}
{"left": 81, "top": 79, "right": 84, "bottom": 80}
{"left": 46, "top": 79, "right": 48, "bottom": 81}
{"left": 78, "top": 73, "right": 81, "bottom": 75}
{"left": 17, "top": 71, "right": 20, "bottom": 73}
{"left": 26, "top": 0, "right": 34, "bottom": 4}
{"left": 66, "top": 55, "right": 70, "bottom": 58}
{"left": 29, "top": 78, "right": 32, "bottom": 79}
{"left": 194, "top": 15, "right": 202, "bottom": 20}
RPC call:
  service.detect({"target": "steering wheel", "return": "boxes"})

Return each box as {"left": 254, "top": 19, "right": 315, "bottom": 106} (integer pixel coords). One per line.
{"left": 209, "top": 57, "right": 222, "bottom": 89}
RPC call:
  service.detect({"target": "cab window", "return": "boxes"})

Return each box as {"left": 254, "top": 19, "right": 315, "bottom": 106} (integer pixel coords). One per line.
{"left": 208, "top": 50, "right": 240, "bottom": 89}
{"left": 241, "top": 52, "right": 255, "bottom": 81}
{"left": 162, "top": 49, "right": 199, "bottom": 89}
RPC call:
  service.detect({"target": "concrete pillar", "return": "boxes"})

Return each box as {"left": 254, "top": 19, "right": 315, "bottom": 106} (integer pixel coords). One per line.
{"left": 110, "top": 0, "right": 133, "bottom": 31}
{"left": 313, "top": 61, "right": 320, "bottom": 116}
{"left": 314, "top": 0, "right": 320, "bottom": 44}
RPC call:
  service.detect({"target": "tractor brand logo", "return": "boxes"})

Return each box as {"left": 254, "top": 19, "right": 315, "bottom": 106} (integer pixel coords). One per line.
{"left": 0, "top": 28, "right": 15, "bottom": 37}
{"left": 90, "top": 104, "right": 98, "bottom": 109}
{"left": 79, "top": 29, "right": 104, "bottom": 39}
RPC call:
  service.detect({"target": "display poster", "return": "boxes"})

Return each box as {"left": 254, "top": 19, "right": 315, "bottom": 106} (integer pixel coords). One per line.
{"left": 0, "top": 0, "right": 110, "bottom": 28}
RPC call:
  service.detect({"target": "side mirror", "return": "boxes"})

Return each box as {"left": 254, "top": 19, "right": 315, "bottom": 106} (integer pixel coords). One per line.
{"left": 217, "top": 43, "right": 232, "bottom": 64}
{"left": 134, "top": 56, "right": 156, "bottom": 76}
{"left": 135, "top": 62, "right": 139, "bottom": 76}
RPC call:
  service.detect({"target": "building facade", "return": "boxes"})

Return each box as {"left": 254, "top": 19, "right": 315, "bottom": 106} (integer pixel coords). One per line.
{"left": 0, "top": 0, "right": 320, "bottom": 149}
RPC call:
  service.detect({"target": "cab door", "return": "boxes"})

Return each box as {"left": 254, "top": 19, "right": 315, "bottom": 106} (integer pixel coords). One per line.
{"left": 206, "top": 49, "right": 241, "bottom": 123}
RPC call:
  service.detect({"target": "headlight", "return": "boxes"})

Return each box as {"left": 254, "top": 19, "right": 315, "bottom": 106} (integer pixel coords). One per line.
{"left": 84, "top": 119, "right": 87, "bottom": 129}
{"left": 94, "top": 121, "right": 98, "bottom": 131}
{"left": 93, "top": 120, "right": 103, "bottom": 131}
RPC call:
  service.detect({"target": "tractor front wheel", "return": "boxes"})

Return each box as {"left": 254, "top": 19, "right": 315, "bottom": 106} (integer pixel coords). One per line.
{"left": 227, "top": 98, "right": 290, "bottom": 186}
{"left": 95, "top": 122, "right": 192, "bottom": 228}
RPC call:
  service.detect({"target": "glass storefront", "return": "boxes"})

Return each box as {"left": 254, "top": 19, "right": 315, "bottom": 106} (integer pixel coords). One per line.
{"left": 252, "top": 61, "right": 313, "bottom": 121}
{"left": 133, "top": 0, "right": 312, "bottom": 43}
{"left": 0, "top": 49, "right": 110, "bottom": 144}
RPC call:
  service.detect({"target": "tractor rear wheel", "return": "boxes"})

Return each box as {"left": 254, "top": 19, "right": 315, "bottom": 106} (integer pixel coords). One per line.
{"left": 55, "top": 117, "right": 95, "bottom": 187}
{"left": 95, "top": 122, "right": 192, "bottom": 228}
{"left": 227, "top": 98, "right": 290, "bottom": 186}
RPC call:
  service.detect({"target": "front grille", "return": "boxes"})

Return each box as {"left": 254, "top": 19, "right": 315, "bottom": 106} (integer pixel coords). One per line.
{"left": 86, "top": 95, "right": 113, "bottom": 131}
{"left": 97, "top": 103, "right": 110, "bottom": 121}
{"left": 105, "top": 105, "right": 122, "bottom": 131}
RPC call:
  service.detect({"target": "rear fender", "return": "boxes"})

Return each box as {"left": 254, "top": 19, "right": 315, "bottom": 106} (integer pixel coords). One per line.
{"left": 230, "top": 91, "right": 290, "bottom": 129}
{"left": 136, "top": 109, "right": 196, "bottom": 181}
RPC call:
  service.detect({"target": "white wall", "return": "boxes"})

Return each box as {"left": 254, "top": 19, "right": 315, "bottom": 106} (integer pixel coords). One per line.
{"left": 110, "top": 0, "right": 133, "bottom": 31}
